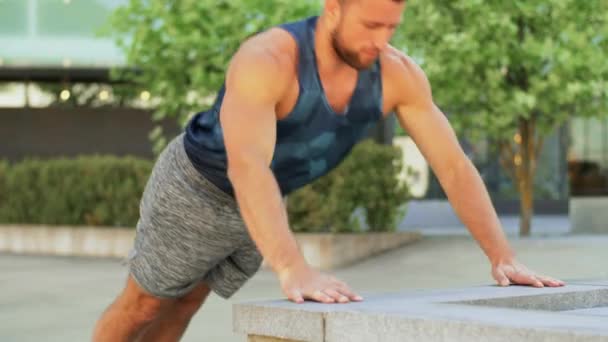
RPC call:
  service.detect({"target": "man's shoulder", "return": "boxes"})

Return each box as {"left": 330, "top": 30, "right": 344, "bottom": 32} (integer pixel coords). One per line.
{"left": 379, "top": 45, "right": 433, "bottom": 110}
{"left": 380, "top": 46, "right": 427, "bottom": 87}
{"left": 235, "top": 28, "right": 299, "bottom": 72}
{"left": 225, "top": 29, "right": 298, "bottom": 103}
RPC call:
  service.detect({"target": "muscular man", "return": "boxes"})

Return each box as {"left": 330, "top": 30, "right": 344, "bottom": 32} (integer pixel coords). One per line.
{"left": 94, "top": 0, "right": 564, "bottom": 340}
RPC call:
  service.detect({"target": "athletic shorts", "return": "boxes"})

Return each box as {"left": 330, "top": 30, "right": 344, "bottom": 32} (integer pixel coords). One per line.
{"left": 127, "top": 133, "right": 263, "bottom": 299}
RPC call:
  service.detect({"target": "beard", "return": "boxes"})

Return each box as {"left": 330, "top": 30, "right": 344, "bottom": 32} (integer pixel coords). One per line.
{"left": 330, "top": 28, "right": 377, "bottom": 70}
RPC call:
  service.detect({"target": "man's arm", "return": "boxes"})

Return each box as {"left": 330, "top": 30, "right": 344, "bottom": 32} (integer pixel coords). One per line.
{"left": 220, "top": 34, "right": 362, "bottom": 303}
{"left": 221, "top": 38, "right": 299, "bottom": 279}
{"left": 390, "top": 54, "right": 563, "bottom": 287}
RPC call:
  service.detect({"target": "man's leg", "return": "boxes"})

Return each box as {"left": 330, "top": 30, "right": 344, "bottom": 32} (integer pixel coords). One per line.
{"left": 93, "top": 276, "right": 211, "bottom": 342}
{"left": 93, "top": 275, "right": 174, "bottom": 341}
{"left": 92, "top": 133, "right": 238, "bottom": 341}
{"left": 137, "top": 282, "right": 211, "bottom": 341}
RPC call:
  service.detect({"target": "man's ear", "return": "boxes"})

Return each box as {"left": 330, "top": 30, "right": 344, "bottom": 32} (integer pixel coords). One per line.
{"left": 324, "top": 0, "right": 343, "bottom": 27}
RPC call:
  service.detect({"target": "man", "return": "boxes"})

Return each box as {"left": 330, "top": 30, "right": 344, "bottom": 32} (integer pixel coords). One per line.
{"left": 93, "top": 0, "right": 565, "bottom": 340}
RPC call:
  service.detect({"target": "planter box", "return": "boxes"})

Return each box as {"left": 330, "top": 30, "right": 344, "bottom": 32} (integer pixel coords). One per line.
{"left": 264, "top": 232, "right": 422, "bottom": 271}
{"left": 0, "top": 225, "right": 421, "bottom": 270}
{"left": 570, "top": 197, "right": 608, "bottom": 234}
{"left": 0, "top": 225, "right": 135, "bottom": 258}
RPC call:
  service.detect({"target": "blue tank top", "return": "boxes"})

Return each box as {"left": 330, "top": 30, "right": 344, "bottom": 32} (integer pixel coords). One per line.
{"left": 184, "top": 16, "right": 383, "bottom": 197}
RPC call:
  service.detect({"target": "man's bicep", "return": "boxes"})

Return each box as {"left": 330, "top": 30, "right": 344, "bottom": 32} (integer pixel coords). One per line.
{"left": 221, "top": 89, "right": 277, "bottom": 168}
{"left": 220, "top": 47, "right": 288, "bottom": 169}
{"left": 395, "top": 60, "right": 468, "bottom": 178}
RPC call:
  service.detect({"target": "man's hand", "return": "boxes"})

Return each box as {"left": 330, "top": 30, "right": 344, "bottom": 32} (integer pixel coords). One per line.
{"left": 278, "top": 261, "right": 363, "bottom": 304}
{"left": 492, "top": 258, "right": 566, "bottom": 288}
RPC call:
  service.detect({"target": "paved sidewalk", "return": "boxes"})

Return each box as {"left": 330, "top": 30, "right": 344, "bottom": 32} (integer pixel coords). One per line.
{"left": 1, "top": 230, "right": 606, "bottom": 341}
{"left": 399, "top": 214, "right": 571, "bottom": 236}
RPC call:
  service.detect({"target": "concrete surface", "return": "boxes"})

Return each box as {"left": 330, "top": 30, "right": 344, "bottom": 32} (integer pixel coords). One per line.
{"left": 1, "top": 231, "right": 608, "bottom": 341}
{"left": 399, "top": 201, "right": 569, "bottom": 229}
{"left": 399, "top": 214, "right": 572, "bottom": 236}
{"left": 270, "top": 232, "right": 421, "bottom": 270}
{"left": 0, "top": 225, "right": 134, "bottom": 258}
{"left": 0, "top": 226, "right": 420, "bottom": 271}
{"left": 567, "top": 307, "right": 608, "bottom": 317}
{"left": 249, "top": 336, "right": 298, "bottom": 342}
{"left": 235, "top": 284, "right": 608, "bottom": 341}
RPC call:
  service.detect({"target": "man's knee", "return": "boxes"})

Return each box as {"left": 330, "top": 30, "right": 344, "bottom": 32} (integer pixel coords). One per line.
{"left": 117, "top": 275, "right": 175, "bottom": 325}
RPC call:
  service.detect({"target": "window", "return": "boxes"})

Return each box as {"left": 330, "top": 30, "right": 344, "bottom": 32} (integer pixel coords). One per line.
{"left": 569, "top": 117, "right": 608, "bottom": 196}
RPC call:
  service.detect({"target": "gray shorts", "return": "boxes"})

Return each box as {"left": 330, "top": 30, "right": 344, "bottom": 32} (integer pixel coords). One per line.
{"left": 127, "top": 133, "right": 262, "bottom": 299}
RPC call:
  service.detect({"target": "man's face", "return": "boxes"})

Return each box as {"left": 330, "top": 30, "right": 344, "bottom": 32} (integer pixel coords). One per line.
{"left": 330, "top": 0, "right": 406, "bottom": 70}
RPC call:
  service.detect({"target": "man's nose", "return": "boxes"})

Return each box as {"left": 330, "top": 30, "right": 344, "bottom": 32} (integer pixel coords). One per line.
{"left": 372, "top": 29, "right": 392, "bottom": 51}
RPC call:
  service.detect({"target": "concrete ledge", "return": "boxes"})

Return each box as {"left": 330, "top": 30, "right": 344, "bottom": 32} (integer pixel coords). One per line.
{"left": 570, "top": 197, "right": 608, "bottom": 234}
{"left": 0, "top": 224, "right": 134, "bottom": 258}
{"left": 282, "top": 232, "right": 422, "bottom": 270}
{"left": 0, "top": 226, "right": 421, "bottom": 270}
{"left": 248, "top": 336, "right": 301, "bottom": 342}
{"left": 234, "top": 281, "right": 608, "bottom": 342}
{"left": 233, "top": 304, "right": 325, "bottom": 342}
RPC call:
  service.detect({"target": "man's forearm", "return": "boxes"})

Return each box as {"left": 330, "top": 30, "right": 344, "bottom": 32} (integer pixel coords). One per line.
{"left": 229, "top": 162, "right": 305, "bottom": 273}
{"left": 439, "top": 158, "right": 514, "bottom": 264}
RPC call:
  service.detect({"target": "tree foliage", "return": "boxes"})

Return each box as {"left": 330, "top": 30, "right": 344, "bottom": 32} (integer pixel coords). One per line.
{"left": 395, "top": 0, "right": 608, "bottom": 235}
{"left": 105, "top": 0, "right": 320, "bottom": 153}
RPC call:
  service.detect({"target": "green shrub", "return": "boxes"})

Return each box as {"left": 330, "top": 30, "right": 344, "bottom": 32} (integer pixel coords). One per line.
{"left": 287, "top": 140, "right": 411, "bottom": 233}
{"left": 0, "top": 140, "right": 410, "bottom": 232}
{"left": 0, "top": 156, "right": 152, "bottom": 227}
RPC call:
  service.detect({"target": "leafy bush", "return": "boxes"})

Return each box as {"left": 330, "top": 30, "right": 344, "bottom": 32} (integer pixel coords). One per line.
{"left": 0, "top": 140, "right": 411, "bottom": 232}
{"left": 287, "top": 140, "right": 411, "bottom": 233}
{"left": 0, "top": 156, "right": 152, "bottom": 227}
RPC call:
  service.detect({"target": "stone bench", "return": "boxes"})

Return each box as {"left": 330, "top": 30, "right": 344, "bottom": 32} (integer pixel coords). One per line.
{"left": 234, "top": 280, "right": 608, "bottom": 342}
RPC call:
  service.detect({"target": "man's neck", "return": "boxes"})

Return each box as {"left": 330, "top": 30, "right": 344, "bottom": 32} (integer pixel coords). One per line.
{"left": 314, "top": 15, "right": 355, "bottom": 75}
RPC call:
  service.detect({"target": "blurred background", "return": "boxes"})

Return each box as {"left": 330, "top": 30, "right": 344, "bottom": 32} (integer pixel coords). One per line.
{"left": 1, "top": 0, "right": 607, "bottom": 341}
{"left": 2, "top": 0, "right": 607, "bottom": 222}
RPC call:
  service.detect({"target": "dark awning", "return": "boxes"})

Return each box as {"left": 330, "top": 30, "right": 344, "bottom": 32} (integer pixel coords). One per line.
{"left": 0, "top": 66, "right": 138, "bottom": 84}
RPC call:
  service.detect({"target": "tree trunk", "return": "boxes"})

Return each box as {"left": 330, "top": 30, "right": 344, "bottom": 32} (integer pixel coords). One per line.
{"left": 518, "top": 163, "right": 534, "bottom": 237}
{"left": 516, "top": 117, "right": 540, "bottom": 237}
{"left": 499, "top": 117, "right": 542, "bottom": 237}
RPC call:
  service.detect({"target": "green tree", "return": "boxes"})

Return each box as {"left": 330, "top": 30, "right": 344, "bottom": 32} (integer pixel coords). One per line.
{"left": 105, "top": 0, "right": 319, "bottom": 153}
{"left": 396, "top": 0, "right": 608, "bottom": 236}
